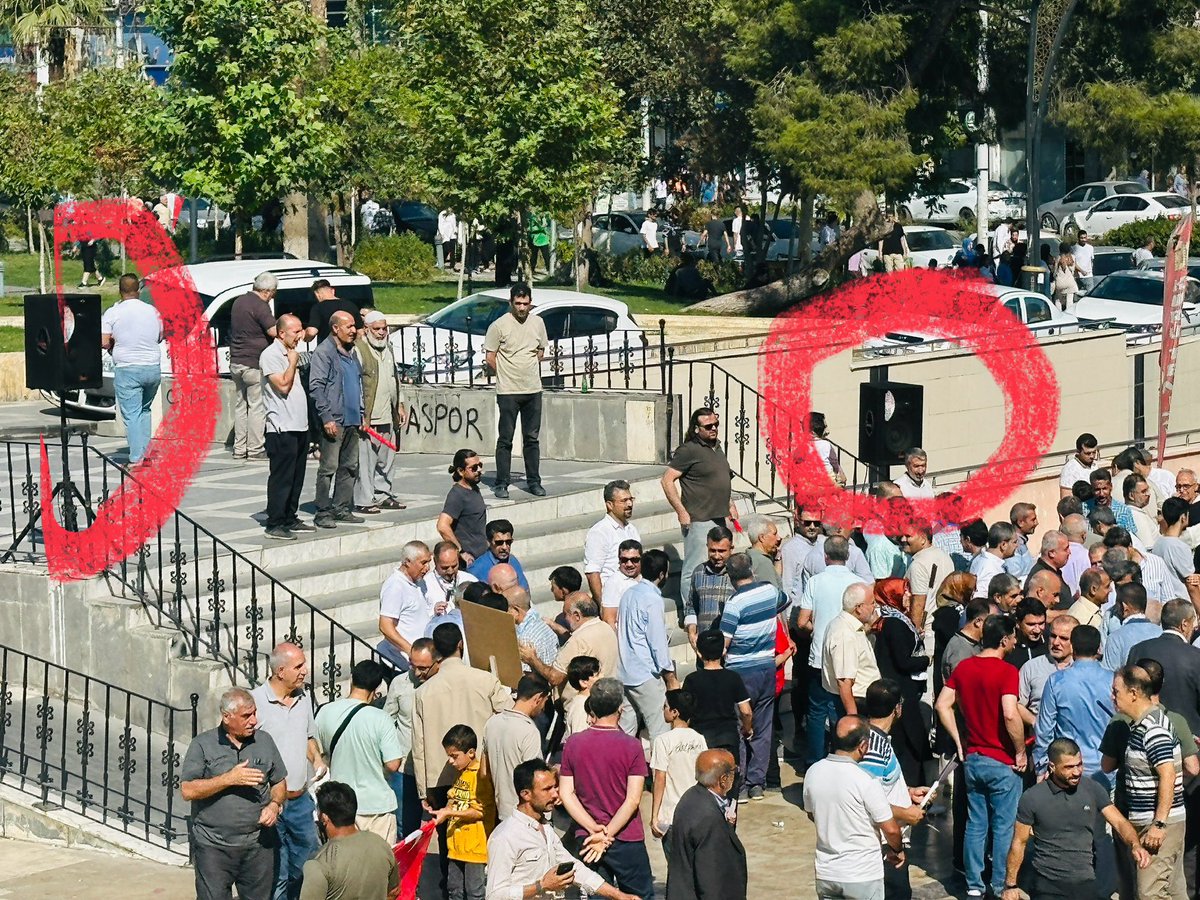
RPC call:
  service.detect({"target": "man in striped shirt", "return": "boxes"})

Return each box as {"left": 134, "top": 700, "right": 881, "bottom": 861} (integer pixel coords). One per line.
{"left": 720, "top": 552, "right": 789, "bottom": 801}
{"left": 1112, "top": 663, "right": 1186, "bottom": 898}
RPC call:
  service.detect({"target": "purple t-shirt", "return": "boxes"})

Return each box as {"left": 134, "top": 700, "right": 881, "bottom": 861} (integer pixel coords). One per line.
{"left": 560, "top": 726, "right": 648, "bottom": 842}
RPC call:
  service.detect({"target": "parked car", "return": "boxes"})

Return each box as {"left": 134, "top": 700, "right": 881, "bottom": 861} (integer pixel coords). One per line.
{"left": 390, "top": 200, "right": 439, "bottom": 243}
{"left": 175, "top": 199, "right": 231, "bottom": 231}
{"left": 1091, "top": 246, "right": 1140, "bottom": 278}
{"left": 592, "top": 211, "right": 700, "bottom": 256}
{"left": 862, "top": 284, "right": 1078, "bottom": 355}
{"left": 1037, "top": 181, "right": 1144, "bottom": 233}
{"left": 1073, "top": 269, "right": 1200, "bottom": 331}
{"left": 389, "top": 288, "right": 646, "bottom": 385}
{"left": 1063, "top": 193, "right": 1190, "bottom": 239}
{"left": 862, "top": 226, "right": 959, "bottom": 269}
{"left": 51, "top": 258, "right": 374, "bottom": 418}
{"left": 897, "top": 179, "right": 1025, "bottom": 225}
{"left": 1138, "top": 257, "right": 1200, "bottom": 279}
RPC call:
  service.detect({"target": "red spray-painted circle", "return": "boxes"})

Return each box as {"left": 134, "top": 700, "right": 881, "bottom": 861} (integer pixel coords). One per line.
{"left": 758, "top": 268, "right": 1060, "bottom": 530}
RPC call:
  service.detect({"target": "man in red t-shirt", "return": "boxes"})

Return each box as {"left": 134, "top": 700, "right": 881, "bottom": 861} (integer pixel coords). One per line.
{"left": 934, "top": 614, "right": 1026, "bottom": 898}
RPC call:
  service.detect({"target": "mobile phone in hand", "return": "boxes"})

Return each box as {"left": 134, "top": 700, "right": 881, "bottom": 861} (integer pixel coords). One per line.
{"left": 556, "top": 862, "right": 574, "bottom": 876}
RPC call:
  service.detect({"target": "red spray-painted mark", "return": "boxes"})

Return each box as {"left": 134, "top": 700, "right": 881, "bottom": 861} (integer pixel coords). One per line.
{"left": 759, "top": 268, "right": 1060, "bottom": 531}
{"left": 42, "top": 199, "right": 219, "bottom": 581}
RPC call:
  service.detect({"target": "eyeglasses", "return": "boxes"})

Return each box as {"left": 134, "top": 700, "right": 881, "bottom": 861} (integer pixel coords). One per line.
{"left": 698, "top": 422, "right": 719, "bottom": 430}
{"left": 467, "top": 464, "right": 484, "bottom": 471}
{"left": 493, "top": 538, "right": 514, "bottom": 545}
{"left": 800, "top": 520, "right": 822, "bottom": 527}
{"left": 619, "top": 555, "right": 641, "bottom": 564}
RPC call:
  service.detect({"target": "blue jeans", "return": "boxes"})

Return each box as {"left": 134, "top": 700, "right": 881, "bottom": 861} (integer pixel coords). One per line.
{"left": 806, "top": 667, "right": 843, "bottom": 768}
{"left": 113, "top": 364, "right": 160, "bottom": 464}
{"left": 275, "top": 790, "right": 319, "bottom": 900}
{"left": 390, "top": 769, "right": 423, "bottom": 838}
{"left": 964, "top": 754, "right": 1022, "bottom": 895}
{"left": 735, "top": 664, "right": 776, "bottom": 789}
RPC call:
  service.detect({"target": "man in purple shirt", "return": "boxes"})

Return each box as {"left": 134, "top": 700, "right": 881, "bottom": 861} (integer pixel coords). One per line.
{"left": 559, "top": 678, "right": 653, "bottom": 899}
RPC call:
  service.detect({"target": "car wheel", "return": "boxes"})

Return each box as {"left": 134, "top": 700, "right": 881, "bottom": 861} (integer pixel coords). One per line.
{"left": 1040, "top": 213, "right": 1058, "bottom": 232}
{"left": 959, "top": 207, "right": 975, "bottom": 223}
{"left": 897, "top": 206, "right": 913, "bottom": 224}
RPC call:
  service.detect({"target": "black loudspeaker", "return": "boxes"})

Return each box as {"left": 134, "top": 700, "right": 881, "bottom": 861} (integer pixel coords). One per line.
{"left": 859, "top": 381, "right": 924, "bottom": 467}
{"left": 24, "top": 294, "right": 103, "bottom": 391}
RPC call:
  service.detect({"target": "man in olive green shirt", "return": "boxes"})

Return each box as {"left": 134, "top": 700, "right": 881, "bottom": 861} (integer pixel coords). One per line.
{"left": 483, "top": 282, "right": 548, "bottom": 499}
{"left": 301, "top": 781, "right": 400, "bottom": 900}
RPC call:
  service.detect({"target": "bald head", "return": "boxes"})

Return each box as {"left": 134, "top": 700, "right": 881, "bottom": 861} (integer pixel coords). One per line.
{"left": 1062, "top": 513, "right": 1087, "bottom": 542}
{"left": 489, "top": 563, "right": 519, "bottom": 593}
{"left": 695, "top": 749, "right": 736, "bottom": 791}
{"left": 330, "top": 310, "right": 354, "bottom": 328}
{"left": 505, "top": 586, "right": 532, "bottom": 612}
{"left": 832, "top": 715, "right": 871, "bottom": 755}
{"left": 1027, "top": 568, "right": 1063, "bottom": 600}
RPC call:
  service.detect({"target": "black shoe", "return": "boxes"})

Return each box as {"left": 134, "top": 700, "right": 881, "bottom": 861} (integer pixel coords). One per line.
{"left": 335, "top": 511, "right": 365, "bottom": 524}
{"left": 287, "top": 520, "right": 316, "bottom": 532}
{"left": 313, "top": 517, "right": 337, "bottom": 529}
{"left": 494, "top": 484, "right": 510, "bottom": 499}
{"left": 527, "top": 483, "right": 547, "bottom": 497}
{"left": 265, "top": 526, "right": 297, "bottom": 541}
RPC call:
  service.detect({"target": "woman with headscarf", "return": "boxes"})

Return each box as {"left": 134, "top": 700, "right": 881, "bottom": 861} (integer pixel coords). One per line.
{"left": 872, "top": 577, "right": 932, "bottom": 785}
{"left": 952, "top": 237, "right": 975, "bottom": 269}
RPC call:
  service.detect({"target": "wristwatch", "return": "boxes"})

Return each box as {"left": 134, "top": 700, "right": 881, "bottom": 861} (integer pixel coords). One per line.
{"left": 1003, "top": 885, "right": 1018, "bottom": 891}
{"left": 1152, "top": 819, "right": 1168, "bottom": 828}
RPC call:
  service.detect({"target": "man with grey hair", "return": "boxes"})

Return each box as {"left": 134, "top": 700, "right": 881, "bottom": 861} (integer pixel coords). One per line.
{"left": 583, "top": 479, "right": 640, "bottom": 602}
{"left": 524, "top": 592, "right": 620, "bottom": 701}
{"left": 377, "top": 541, "right": 433, "bottom": 671}
{"left": 308, "top": 310, "right": 364, "bottom": 529}
{"left": 250, "top": 644, "right": 326, "bottom": 900}
{"left": 260, "top": 313, "right": 311, "bottom": 540}
{"left": 181, "top": 686, "right": 288, "bottom": 900}
{"left": 229, "top": 271, "right": 279, "bottom": 461}
{"left": 822, "top": 582, "right": 881, "bottom": 718}
{"left": 508, "top": 586, "right": 559, "bottom": 669}
{"left": 743, "top": 513, "right": 782, "bottom": 588}
{"left": 1060, "top": 512, "right": 1091, "bottom": 596}
{"left": 1025, "top": 530, "right": 1073, "bottom": 609}
{"left": 353, "top": 309, "right": 407, "bottom": 514}
{"left": 896, "top": 447, "right": 934, "bottom": 499}
{"left": 720, "top": 551, "right": 789, "bottom": 800}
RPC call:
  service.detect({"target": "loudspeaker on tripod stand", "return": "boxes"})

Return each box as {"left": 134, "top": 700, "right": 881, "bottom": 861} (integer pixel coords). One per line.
{"left": 24, "top": 293, "right": 103, "bottom": 392}
{"left": 858, "top": 381, "right": 924, "bottom": 468}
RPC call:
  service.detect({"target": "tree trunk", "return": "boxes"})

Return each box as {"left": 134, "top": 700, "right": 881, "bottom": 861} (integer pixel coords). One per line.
{"left": 234, "top": 215, "right": 244, "bottom": 259}
{"left": 27, "top": 205, "right": 35, "bottom": 256}
{"left": 282, "top": 192, "right": 309, "bottom": 259}
{"left": 687, "top": 191, "right": 888, "bottom": 316}
{"left": 331, "top": 192, "right": 350, "bottom": 266}
{"left": 798, "top": 193, "right": 815, "bottom": 266}
{"left": 516, "top": 210, "right": 530, "bottom": 281}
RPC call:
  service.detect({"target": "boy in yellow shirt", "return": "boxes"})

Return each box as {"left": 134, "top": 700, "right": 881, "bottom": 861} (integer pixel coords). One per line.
{"left": 426, "top": 724, "right": 494, "bottom": 900}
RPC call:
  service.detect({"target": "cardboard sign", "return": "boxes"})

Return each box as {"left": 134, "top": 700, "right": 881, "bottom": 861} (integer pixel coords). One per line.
{"left": 458, "top": 599, "right": 523, "bottom": 690}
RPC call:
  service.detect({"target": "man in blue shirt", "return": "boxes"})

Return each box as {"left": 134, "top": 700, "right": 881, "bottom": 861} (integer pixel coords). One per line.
{"left": 1085, "top": 469, "right": 1138, "bottom": 534}
{"left": 617, "top": 548, "right": 680, "bottom": 740}
{"left": 308, "top": 310, "right": 365, "bottom": 529}
{"left": 721, "top": 552, "right": 789, "bottom": 800}
{"left": 1034, "top": 625, "right": 1113, "bottom": 786}
{"left": 467, "top": 519, "right": 530, "bottom": 590}
{"left": 1102, "top": 584, "right": 1161, "bottom": 672}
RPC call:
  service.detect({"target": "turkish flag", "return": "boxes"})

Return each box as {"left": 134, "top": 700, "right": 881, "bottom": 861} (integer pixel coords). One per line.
{"left": 393, "top": 821, "right": 437, "bottom": 900}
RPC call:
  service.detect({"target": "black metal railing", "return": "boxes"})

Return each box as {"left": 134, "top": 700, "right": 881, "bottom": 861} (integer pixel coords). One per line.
{"left": 0, "top": 433, "right": 378, "bottom": 702}
{"left": 390, "top": 321, "right": 667, "bottom": 391}
{"left": 662, "top": 355, "right": 870, "bottom": 510}
{"left": 0, "top": 642, "right": 197, "bottom": 854}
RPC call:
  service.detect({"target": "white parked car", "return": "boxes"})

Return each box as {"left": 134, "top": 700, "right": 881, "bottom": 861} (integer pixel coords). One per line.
{"left": 897, "top": 179, "right": 1025, "bottom": 225}
{"left": 1063, "top": 192, "right": 1190, "bottom": 238}
{"left": 862, "top": 226, "right": 959, "bottom": 269}
{"left": 390, "top": 288, "right": 648, "bottom": 386}
{"left": 1073, "top": 269, "right": 1200, "bottom": 331}
{"left": 52, "top": 257, "right": 374, "bottom": 418}
{"left": 592, "top": 211, "right": 699, "bottom": 256}
{"left": 862, "top": 284, "right": 1078, "bottom": 355}
{"left": 1037, "top": 181, "right": 1144, "bottom": 233}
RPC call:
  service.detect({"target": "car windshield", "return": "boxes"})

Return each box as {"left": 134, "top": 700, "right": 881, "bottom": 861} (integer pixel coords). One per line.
{"left": 907, "top": 230, "right": 955, "bottom": 252}
{"left": 1114, "top": 183, "right": 1143, "bottom": 194}
{"left": 1088, "top": 274, "right": 1198, "bottom": 305}
{"left": 1094, "top": 252, "right": 1137, "bottom": 277}
{"left": 425, "top": 294, "right": 510, "bottom": 334}
{"left": 769, "top": 219, "right": 795, "bottom": 239}
{"left": 1157, "top": 195, "right": 1191, "bottom": 209}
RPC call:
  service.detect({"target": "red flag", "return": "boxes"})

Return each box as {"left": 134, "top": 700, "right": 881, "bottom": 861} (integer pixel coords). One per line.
{"left": 393, "top": 821, "right": 437, "bottom": 900}
{"left": 1158, "top": 212, "right": 1194, "bottom": 465}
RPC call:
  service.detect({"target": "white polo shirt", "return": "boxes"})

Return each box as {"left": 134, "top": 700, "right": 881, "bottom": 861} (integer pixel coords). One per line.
{"left": 971, "top": 551, "right": 1006, "bottom": 598}
{"left": 582, "top": 515, "right": 641, "bottom": 582}
{"left": 896, "top": 470, "right": 935, "bottom": 499}
{"left": 1060, "top": 455, "right": 1096, "bottom": 490}
{"left": 803, "top": 753, "right": 894, "bottom": 883}
{"left": 601, "top": 572, "right": 640, "bottom": 610}
{"left": 379, "top": 569, "right": 435, "bottom": 654}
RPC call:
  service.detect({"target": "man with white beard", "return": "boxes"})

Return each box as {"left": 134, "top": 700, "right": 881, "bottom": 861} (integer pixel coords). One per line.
{"left": 354, "top": 311, "right": 408, "bottom": 513}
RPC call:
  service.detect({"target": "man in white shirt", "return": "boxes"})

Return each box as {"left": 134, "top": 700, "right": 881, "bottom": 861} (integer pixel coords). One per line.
{"left": 972, "top": 522, "right": 1018, "bottom": 598}
{"left": 992, "top": 219, "right": 1013, "bottom": 257}
{"left": 601, "top": 539, "right": 643, "bottom": 626}
{"left": 803, "top": 716, "right": 904, "bottom": 899}
{"left": 896, "top": 448, "right": 935, "bottom": 499}
{"left": 1132, "top": 236, "right": 1156, "bottom": 267}
{"left": 782, "top": 508, "right": 826, "bottom": 605}
{"left": 1060, "top": 433, "right": 1099, "bottom": 498}
{"left": 1060, "top": 513, "right": 1092, "bottom": 597}
{"left": 423, "top": 540, "right": 478, "bottom": 608}
{"left": 377, "top": 541, "right": 434, "bottom": 671}
{"left": 1003, "top": 502, "right": 1039, "bottom": 579}
{"left": 101, "top": 273, "right": 163, "bottom": 465}
{"left": 1124, "top": 473, "right": 1161, "bottom": 549}
{"left": 583, "top": 480, "right": 640, "bottom": 602}
{"left": 640, "top": 209, "right": 661, "bottom": 255}
{"left": 486, "top": 759, "right": 637, "bottom": 900}
{"left": 900, "top": 520, "right": 954, "bottom": 630}
{"left": 1072, "top": 230, "right": 1096, "bottom": 291}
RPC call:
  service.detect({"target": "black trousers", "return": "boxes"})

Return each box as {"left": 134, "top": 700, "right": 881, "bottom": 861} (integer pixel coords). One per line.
{"left": 193, "top": 840, "right": 276, "bottom": 900}
{"left": 264, "top": 431, "right": 308, "bottom": 528}
{"left": 495, "top": 392, "right": 542, "bottom": 488}
{"left": 1031, "top": 872, "right": 1095, "bottom": 899}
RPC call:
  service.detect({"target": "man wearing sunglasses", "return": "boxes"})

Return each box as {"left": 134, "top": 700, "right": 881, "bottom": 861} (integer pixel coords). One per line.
{"left": 601, "top": 539, "right": 643, "bottom": 627}
{"left": 467, "top": 519, "right": 530, "bottom": 590}
{"left": 662, "top": 407, "right": 738, "bottom": 590}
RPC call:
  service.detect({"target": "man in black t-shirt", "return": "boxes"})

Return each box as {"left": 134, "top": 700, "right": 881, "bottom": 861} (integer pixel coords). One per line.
{"left": 303, "top": 278, "right": 363, "bottom": 343}
{"left": 701, "top": 211, "right": 729, "bottom": 262}
{"left": 682, "top": 631, "right": 753, "bottom": 761}
{"left": 877, "top": 213, "right": 910, "bottom": 273}
{"left": 229, "top": 272, "right": 279, "bottom": 460}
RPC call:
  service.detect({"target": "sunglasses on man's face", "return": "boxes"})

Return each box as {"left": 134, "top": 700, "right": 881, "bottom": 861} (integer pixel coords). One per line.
{"left": 698, "top": 422, "right": 719, "bottom": 430}
{"left": 467, "top": 464, "right": 484, "bottom": 471}
{"left": 619, "top": 555, "right": 641, "bottom": 564}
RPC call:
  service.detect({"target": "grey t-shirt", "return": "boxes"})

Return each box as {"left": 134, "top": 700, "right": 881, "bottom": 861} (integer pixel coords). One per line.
{"left": 748, "top": 548, "right": 781, "bottom": 589}
{"left": 1153, "top": 536, "right": 1195, "bottom": 585}
{"left": 441, "top": 483, "right": 488, "bottom": 559}
{"left": 941, "top": 632, "right": 980, "bottom": 685}
{"left": 260, "top": 341, "right": 309, "bottom": 433}
{"left": 1016, "top": 777, "right": 1112, "bottom": 880}
{"left": 180, "top": 726, "right": 286, "bottom": 847}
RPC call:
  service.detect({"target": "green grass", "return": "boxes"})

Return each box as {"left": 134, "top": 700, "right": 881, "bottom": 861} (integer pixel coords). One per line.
{"left": 0, "top": 326, "right": 25, "bottom": 352}
{"left": 372, "top": 279, "right": 699, "bottom": 318}
{"left": 1, "top": 252, "right": 121, "bottom": 314}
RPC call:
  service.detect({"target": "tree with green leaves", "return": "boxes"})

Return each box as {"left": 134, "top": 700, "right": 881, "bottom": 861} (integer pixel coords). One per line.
{"left": 0, "top": 0, "right": 108, "bottom": 81}
{"left": 143, "top": 0, "right": 338, "bottom": 254}
{"left": 390, "top": 0, "right": 632, "bottom": 275}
